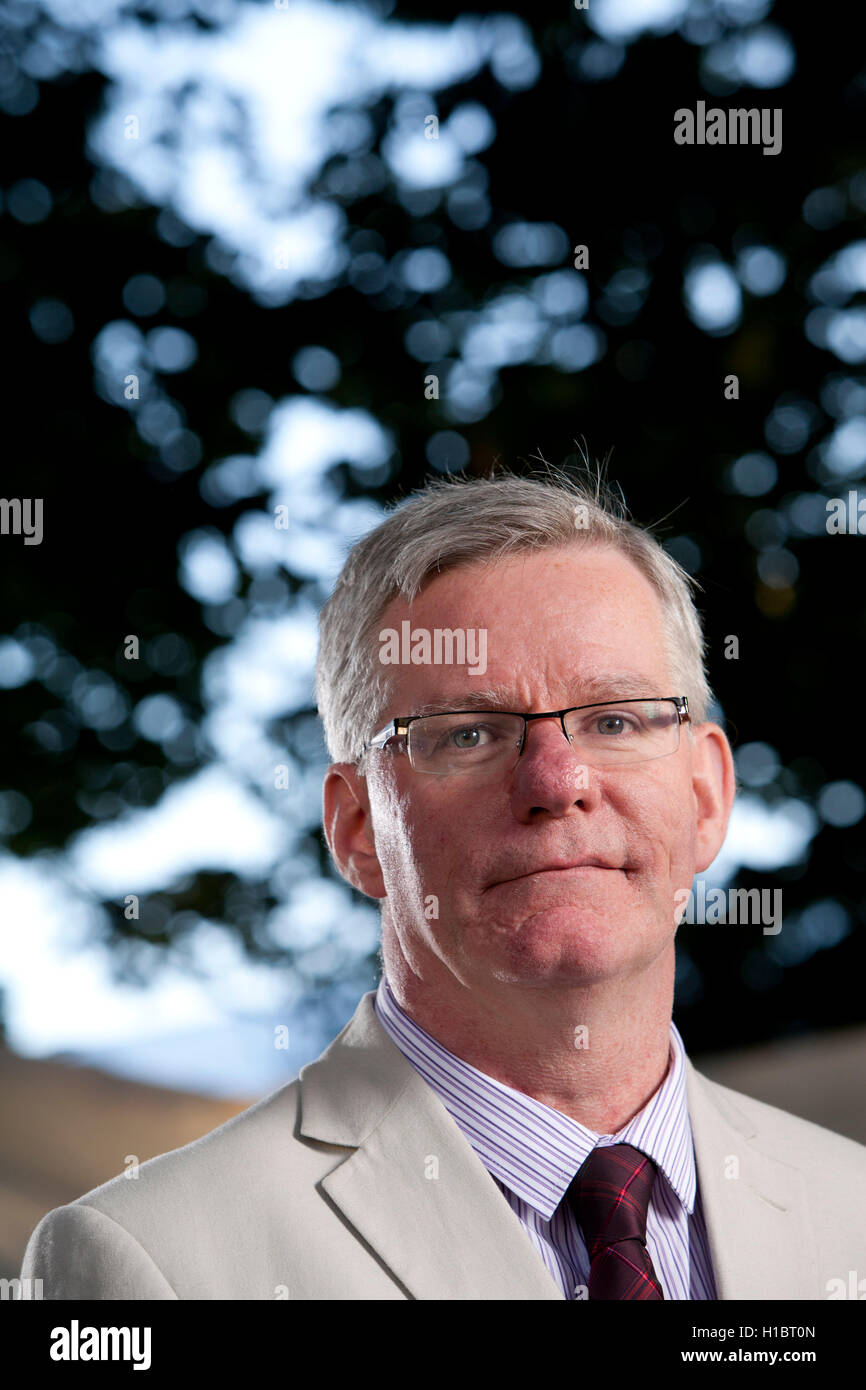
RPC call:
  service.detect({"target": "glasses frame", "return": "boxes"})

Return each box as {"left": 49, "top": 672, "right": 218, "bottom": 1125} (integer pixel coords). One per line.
{"left": 364, "top": 696, "right": 690, "bottom": 773}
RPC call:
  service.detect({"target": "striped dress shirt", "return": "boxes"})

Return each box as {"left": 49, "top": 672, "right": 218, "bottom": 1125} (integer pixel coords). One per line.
{"left": 374, "top": 974, "right": 717, "bottom": 1300}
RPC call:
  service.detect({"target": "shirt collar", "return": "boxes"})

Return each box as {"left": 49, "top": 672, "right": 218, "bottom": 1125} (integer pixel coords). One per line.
{"left": 374, "top": 974, "right": 697, "bottom": 1222}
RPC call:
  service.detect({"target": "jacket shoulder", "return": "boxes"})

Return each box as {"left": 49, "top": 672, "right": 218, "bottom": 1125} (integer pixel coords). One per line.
{"left": 21, "top": 1201, "right": 178, "bottom": 1299}
{"left": 81, "top": 1076, "right": 307, "bottom": 1220}
{"left": 690, "top": 1063, "right": 866, "bottom": 1175}
{"left": 21, "top": 1077, "right": 319, "bottom": 1299}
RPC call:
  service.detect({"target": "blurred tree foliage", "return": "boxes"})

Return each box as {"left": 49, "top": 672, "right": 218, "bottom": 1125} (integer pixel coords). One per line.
{"left": 1, "top": 0, "right": 864, "bottom": 1052}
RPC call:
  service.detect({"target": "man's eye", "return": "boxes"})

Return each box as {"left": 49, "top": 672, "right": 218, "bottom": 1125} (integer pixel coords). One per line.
{"left": 589, "top": 713, "right": 640, "bottom": 736}
{"left": 449, "top": 724, "right": 489, "bottom": 748}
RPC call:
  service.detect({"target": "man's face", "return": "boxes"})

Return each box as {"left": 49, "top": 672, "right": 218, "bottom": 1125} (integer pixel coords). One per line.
{"left": 333, "top": 544, "right": 732, "bottom": 993}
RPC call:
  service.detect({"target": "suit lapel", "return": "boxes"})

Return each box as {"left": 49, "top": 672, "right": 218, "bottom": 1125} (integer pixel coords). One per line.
{"left": 685, "top": 1059, "right": 820, "bottom": 1299}
{"left": 299, "top": 992, "right": 563, "bottom": 1300}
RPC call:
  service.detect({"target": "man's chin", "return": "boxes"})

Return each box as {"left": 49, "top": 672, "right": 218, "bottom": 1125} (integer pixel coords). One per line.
{"left": 478, "top": 906, "right": 641, "bottom": 984}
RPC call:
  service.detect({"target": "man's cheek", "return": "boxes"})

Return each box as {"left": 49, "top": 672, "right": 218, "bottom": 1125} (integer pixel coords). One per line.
{"left": 383, "top": 825, "right": 441, "bottom": 894}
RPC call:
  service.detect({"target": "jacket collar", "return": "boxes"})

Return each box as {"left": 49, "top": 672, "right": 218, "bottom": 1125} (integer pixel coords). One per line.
{"left": 299, "top": 991, "right": 562, "bottom": 1298}
{"left": 684, "top": 1057, "right": 819, "bottom": 1299}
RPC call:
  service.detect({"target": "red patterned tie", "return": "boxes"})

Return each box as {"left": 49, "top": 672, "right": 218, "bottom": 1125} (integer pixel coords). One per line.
{"left": 568, "top": 1143, "right": 665, "bottom": 1300}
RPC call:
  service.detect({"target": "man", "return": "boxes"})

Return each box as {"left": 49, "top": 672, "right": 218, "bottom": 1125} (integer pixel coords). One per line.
{"left": 21, "top": 469, "right": 866, "bottom": 1299}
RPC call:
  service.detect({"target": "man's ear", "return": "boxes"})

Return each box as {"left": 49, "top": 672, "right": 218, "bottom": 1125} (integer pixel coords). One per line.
{"left": 691, "top": 722, "right": 737, "bottom": 873}
{"left": 322, "top": 763, "right": 387, "bottom": 899}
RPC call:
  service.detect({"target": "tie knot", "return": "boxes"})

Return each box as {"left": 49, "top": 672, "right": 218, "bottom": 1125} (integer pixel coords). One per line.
{"left": 569, "top": 1142, "right": 657, "bottom": 1257}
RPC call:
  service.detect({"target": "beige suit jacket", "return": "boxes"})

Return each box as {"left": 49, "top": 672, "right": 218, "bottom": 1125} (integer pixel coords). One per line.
{"left": 20, "top": 991, "right": 866, "bottom": 1299}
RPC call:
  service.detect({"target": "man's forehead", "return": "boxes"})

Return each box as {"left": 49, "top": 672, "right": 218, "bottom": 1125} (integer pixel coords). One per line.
{"left": 381, "top": 543, "right": 654, "bottom": 616}
{"left": 374, "top": 547, "right": 672, "bottom": 718}
{"left": 402, "top": 673, "right": 669, "bottom": 716}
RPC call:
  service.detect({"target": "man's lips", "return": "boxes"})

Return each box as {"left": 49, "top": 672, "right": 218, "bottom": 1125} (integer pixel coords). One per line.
{"left": 490, "top": 858, "right": 622, "bottom": 887}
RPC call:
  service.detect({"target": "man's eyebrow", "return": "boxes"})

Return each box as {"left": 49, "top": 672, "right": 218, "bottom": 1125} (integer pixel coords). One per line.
{"left": 409, "top": 675, "right": 667, "bottom": 716}
{"left": 412, "top": 689, "right": 515, "bottom": 716}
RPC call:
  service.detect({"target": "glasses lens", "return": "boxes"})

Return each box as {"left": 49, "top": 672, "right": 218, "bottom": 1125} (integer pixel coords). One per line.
{"left": 408, "top": 712, "right": 524, "bottom": 774}
{"left": 563, "top": 700, "right": 679, "bottom": 765}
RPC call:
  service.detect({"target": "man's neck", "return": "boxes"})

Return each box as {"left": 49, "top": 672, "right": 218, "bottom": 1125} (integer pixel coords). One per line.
{"left": 382, "top": 947, "right": 675, "bottom": 1134}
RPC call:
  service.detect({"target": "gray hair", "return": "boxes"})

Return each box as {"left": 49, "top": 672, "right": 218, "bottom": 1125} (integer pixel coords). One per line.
{"left": 315, "top": 467, "right": 714, "bottom": 766}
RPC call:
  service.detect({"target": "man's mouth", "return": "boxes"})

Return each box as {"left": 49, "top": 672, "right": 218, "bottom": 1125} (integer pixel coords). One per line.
{"left": 491, "top": 858, "right": 622, "bottom": 887}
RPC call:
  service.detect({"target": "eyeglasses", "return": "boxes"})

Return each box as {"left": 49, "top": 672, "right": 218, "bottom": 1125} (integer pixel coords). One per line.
{"left": 364, "top": 697, "right": 690, "bottom": 777}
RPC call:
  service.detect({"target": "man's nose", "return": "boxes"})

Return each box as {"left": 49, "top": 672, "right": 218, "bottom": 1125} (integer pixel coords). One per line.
{"left": 511, "top": 717, "right": 599, "bottom": 814}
